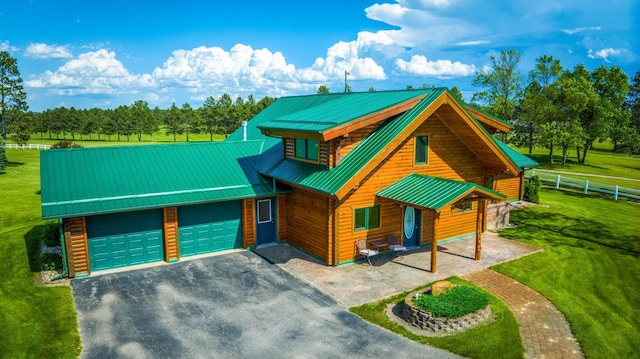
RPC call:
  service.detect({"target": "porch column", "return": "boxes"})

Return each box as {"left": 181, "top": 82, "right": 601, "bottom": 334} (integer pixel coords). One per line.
{"left": 431, "top": 211, "right": 439, "bottom": 272}
{"left": 475, "top": 200, "right": 485, "bottom": 260}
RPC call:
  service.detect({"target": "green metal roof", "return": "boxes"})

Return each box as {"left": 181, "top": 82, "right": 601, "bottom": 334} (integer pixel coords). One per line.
{"left": 262, "top": 88, "right": 447, "bottom": 195}
{"left": 376, "top": 174, "right": 506, "bottom": 211}
{"left": 464, "top": 102, "right": 513, "bottom": 128}
{"left": 256, "top": 90, "right": 429, "bottom": 135}
{"left": 40, "top": 141, "right": 283, "bottom": 219}
{"left": 494, "top": 139, "right": 538, "bottom": 169}
{"left": 226, "top": 93, "right": 351, "bottom": 142}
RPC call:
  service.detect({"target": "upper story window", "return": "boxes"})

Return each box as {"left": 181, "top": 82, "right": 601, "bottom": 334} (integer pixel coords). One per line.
{"left": 415, "top": 135, "right": 428, "bottom": 165}
{"left": 295, "top": 138, "right": 319, "bottom": 162}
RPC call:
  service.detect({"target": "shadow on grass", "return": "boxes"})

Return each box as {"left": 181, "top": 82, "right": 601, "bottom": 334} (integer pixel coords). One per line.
{"left": 502, "top": 204, "right": 639, "bottom": 256}
{"left": 24, "top": 225, "right": 47, "bottom": 272}
{"left": 7, "top": 161, "right": 25, "bottom": 167}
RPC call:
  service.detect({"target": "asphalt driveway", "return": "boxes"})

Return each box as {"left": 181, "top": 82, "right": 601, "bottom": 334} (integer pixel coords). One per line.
{"left": 72, "top": 251, "right": 461, "bottom": 358}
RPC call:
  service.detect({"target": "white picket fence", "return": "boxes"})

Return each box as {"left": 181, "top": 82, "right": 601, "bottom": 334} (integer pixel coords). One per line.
{"left": 526, "top": 170, "right": 640, "bottom": 201}
{"left": 2, "top": 143, "right": 51, "bottom": 150}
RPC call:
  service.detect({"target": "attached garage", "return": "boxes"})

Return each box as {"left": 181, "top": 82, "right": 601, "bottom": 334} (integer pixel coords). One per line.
{"left": 86, "top": 209, "right": 164, "bottom": 271}
{"left": 178, "top": 201, "right": 243, "bottom": 257}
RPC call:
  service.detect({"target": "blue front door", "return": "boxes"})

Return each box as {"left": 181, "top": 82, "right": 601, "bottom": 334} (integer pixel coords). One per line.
{"left": 256, "top": 198, "right": 276, "bottom": 245}
{"left": 403, "top": 206, "right": 421, "bottom": 247}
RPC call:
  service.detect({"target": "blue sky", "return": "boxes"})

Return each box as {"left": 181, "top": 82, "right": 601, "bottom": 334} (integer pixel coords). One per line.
{"left": 1, "top": 0, "right": 638, "bottom": 111}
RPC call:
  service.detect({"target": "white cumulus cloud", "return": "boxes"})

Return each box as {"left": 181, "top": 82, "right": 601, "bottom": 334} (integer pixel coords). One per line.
{"left": 365, "top": 2, "right": 477, "bottom": 48}
{"left": 396, "top": 55, "right": 476, "bottom": 77}
{"left": 587, "top": 48, "right": 620, "bottom": 62}
{"left": 25, "top": 43, "right": 73, "bottom": 59}
{"left": 26, "top": 49, "right": 141, "bottom": 94}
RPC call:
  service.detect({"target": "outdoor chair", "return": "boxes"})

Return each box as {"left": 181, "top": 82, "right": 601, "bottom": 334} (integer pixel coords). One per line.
{"left": 386, "top": 235, "right": 406, "bottom": 256}
{"left": 356, "top": 239, "right": 378, "bottom": 265}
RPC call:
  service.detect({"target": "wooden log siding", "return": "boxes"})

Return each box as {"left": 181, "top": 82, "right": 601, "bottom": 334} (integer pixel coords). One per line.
{"left": 436, "top": 205, "right": 478, "bottom": 240}
{"left": 163, "top": 207, "right": 179, "bottom": 262}
{"left": 336, "top": 115, "right": 485, "bottom": 263}
{"left": 63, "top": 217, "right": 89, "bottom": 277}
{"left": 277, "top": 196, "right": 286, "bottom": 241}
{"left": 494, "top": 175, "right": 521, "bottom": 201}
{"left": 284, "top": 138, "right": 295, "bottom": 158}
{"left": 339, "top": 121, "right": 386, "bottom": 159}
{"left": 319, "top": 141, "right": 330, "bottom": 166}
{"left": 243, "top": 199, "right": 256, "bottom": 248}
{"left": 284, "top": 188, "right": 329, "bottom": 261}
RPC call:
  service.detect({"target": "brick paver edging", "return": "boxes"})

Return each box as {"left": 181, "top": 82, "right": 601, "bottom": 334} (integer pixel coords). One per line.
{"left": 463, "top": 269, "right": 584, "bottom": 359}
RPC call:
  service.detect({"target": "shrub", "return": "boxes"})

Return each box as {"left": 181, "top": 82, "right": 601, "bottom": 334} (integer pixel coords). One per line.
{"left": 50, "top": 140, "right": 83, "bottom": 149}
{"left": 523, "top": 175, "right": 541, "bottom": 203}
{"left": 43, "top": 222, "right": 60, "bottom": 247}
{"left": 40, "top": 253, "right": 63, "bottom": 271}
{"left": 413, "top": 285, "right": 489, "bottom": 319}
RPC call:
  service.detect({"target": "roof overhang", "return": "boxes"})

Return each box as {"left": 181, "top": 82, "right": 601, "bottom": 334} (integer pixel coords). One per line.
{"left": 376, "top": 174, "right": 506, "bottom": 212}
{"left": 464, "top": 104, "right": 512, "bottom": 134}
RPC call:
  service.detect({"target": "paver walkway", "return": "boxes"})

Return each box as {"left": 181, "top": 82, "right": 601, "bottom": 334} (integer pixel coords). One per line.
{"left": 463, "top": 269, "right": 584, "bottom": 359}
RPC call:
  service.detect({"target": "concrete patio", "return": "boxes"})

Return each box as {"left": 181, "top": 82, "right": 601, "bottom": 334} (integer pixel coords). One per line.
{"left": 254, "top": 233, "right": 542, "bottom": 307}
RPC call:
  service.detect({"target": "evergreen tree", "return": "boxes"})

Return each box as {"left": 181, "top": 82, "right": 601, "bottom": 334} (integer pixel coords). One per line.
{"left": 0, "top": 51, "right": 28, "bottom": 170}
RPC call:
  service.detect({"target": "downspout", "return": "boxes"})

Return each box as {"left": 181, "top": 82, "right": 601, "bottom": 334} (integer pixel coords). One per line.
{"left": 51, "top": 218, "right": 68, "bottom": 281}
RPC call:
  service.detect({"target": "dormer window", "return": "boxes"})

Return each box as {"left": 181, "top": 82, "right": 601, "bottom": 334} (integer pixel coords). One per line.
{"left": 294, "top": 138, "right": 319, "bottom": 162}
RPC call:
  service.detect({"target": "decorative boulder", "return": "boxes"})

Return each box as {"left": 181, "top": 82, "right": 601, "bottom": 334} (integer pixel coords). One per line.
{"left": 431, "top": 280, "right": 453, "bottom": 296}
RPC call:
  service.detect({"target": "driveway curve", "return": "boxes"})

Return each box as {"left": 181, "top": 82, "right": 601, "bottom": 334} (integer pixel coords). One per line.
{"left": 72, "top": 251, "right": 461, "bottom": 358}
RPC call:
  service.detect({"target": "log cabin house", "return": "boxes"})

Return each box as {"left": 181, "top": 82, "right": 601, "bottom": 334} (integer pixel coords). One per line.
{"left": 40, "top": 88, "right": 537, "bottom": 278}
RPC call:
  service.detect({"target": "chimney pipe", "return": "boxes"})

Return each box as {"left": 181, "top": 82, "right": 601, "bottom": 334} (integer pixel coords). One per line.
{"left": 241, "top": 121, "right": 248, "bottom": 141}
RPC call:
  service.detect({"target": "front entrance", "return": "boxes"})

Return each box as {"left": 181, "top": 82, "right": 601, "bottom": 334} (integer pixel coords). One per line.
{"left": 256, "top": 198, "right": 276, "bottom": 246}
{"left": 403, "top": 206, "right": 421, "bottom": 247}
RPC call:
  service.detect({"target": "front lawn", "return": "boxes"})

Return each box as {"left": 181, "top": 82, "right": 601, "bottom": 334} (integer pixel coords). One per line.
{"left": 493, "top": 189, "right": 640, "bottom": 358}
{"left": 0, "top": 149, "right": 80, "bottom": 358}
{"left": 350, "top": 277, "right": 524, "bottom": 359}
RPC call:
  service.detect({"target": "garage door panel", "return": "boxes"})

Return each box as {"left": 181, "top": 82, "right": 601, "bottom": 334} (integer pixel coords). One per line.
{"left": 87, "top": 210, "right": 164, "bottom": 271}
{"left": 178, "top": 201, "right": 242, "bottom": 257}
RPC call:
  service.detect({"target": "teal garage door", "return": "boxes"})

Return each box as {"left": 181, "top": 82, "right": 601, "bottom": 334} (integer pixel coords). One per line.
{"left": 86, "top": 209, "right": 164, "bottom": 271}
{"left": 178, "top": 201, "right": 242, "bottom": 257}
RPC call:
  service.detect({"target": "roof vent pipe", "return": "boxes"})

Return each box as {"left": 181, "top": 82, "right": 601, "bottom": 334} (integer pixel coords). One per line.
{"left": 241, "top": 121, "right": 248, "bottom": 141}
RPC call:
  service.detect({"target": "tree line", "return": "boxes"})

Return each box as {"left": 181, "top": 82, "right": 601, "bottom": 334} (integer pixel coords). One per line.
{"left": 25, "top": 94, "right": 276, "bottom": 143}
{"left": 471, "top": 50, "right": 640, "bottom": 165}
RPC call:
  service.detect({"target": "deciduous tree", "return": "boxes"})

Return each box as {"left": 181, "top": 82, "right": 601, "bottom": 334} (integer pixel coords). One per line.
{"left": 472, "top": 49, "right": 523, "bottom": 124}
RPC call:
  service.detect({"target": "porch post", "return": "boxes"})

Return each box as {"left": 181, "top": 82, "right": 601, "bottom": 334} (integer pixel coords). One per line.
{"left": 431, "top": 211, "right": 439, "bottom": 272}
{"left": 475, "top": 200, "right": 485, "bottom": 260}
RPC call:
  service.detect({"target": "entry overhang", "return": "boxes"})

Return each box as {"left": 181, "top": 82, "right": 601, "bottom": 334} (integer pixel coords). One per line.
{"left": 376, "top": 174, "right": 506, "bottom": 212}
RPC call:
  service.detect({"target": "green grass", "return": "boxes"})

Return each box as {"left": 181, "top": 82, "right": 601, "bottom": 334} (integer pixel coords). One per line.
{"left": 519, "top": 141, "right": 640, "bottom": 183}
{"left": 0, "top": 150, "right": 81, "bottom": 358}
{"left": 493, "top": 189, "right": 640, "bottom": 359}
{"left": 350, "top": 277, "right": 524, "bottom": 359}
{"left": 24, "top": 130, "right": 227, "bottom": 145}
{"left": 414, "top": 285, "right": 489, "bottom": 318}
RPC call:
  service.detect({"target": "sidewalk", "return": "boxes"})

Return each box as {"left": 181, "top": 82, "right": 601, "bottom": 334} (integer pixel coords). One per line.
{"left": 463, "top": 269, "right": 584, "bottom": 359}
{"left": 254, "top": 233, "right": 540, "bottom": 307}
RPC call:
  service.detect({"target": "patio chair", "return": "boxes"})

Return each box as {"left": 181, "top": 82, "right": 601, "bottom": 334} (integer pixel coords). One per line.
{"left": 387, "top": 235, "right": 406, "bottom": 257}
{"left": 356, "top": 239, "right": 378, "bottom": 265}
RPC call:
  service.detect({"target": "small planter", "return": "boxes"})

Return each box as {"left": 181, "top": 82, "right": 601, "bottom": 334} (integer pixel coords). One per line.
{"left": 402, "top": 290, "right": 491, "bottom": 334}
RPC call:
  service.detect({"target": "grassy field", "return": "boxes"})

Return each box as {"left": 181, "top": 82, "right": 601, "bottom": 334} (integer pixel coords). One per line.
{"left": 0, "top": 149, "right": 80, "bottom": 358}
{"left": 519, "top": 141, "right": 640, "bottom": 183}
{"left": 493, "top": 189, "right": 640, "bottom": 358}
{"left": 25, "top": 131, "right": 227, "bottom": 145}
{"left": 350, "top": 277, "right": 524, "bottom": 359}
